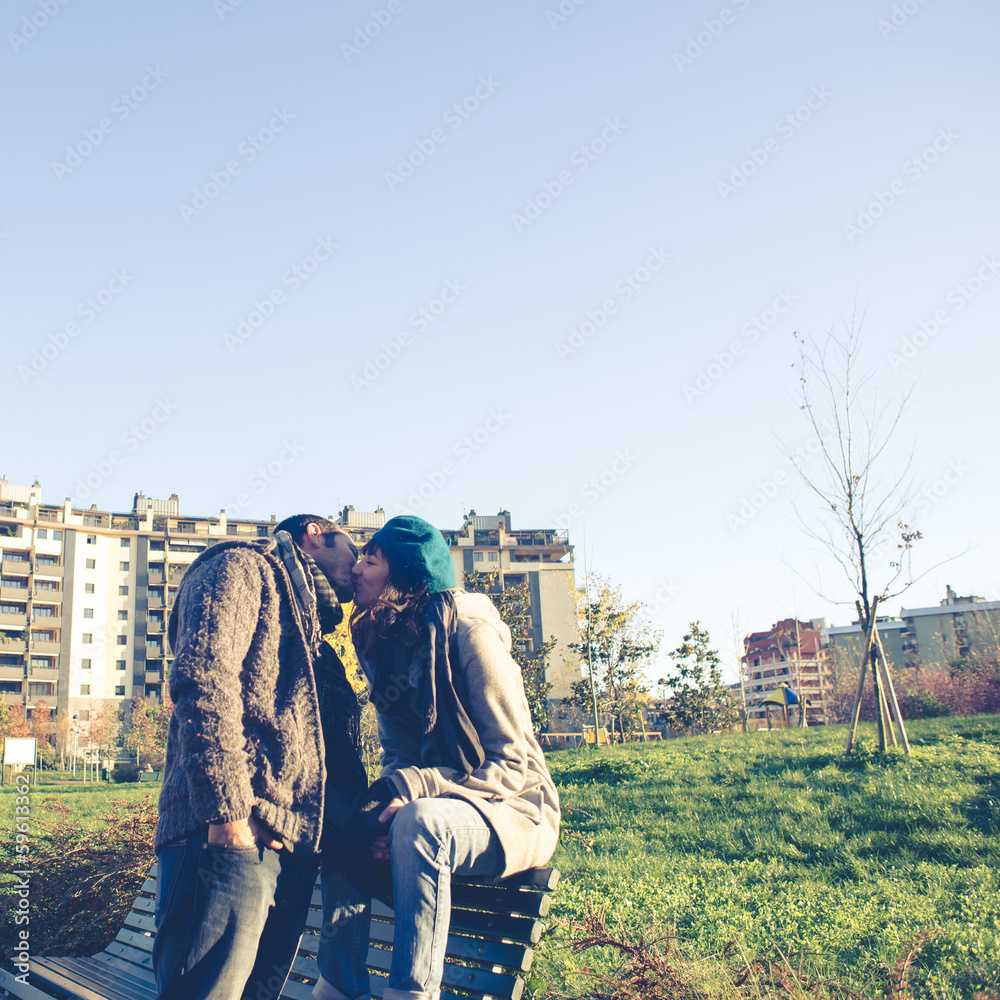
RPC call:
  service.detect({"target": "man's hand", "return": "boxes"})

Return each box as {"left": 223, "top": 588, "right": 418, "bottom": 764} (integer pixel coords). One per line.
{"left": 372, "top": 797, "right": 405, "bottom": 861}
{"left": 207, "top": 817, "right": 284, "bottom": 851}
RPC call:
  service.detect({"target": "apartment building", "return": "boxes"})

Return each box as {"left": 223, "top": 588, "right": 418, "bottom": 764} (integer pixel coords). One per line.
{"left": 741, "top": 618, "right": 833, "bottom": 724}
{"left": 0, "top": 481, "right": 278, "bottom": 739}
{"left": 337, "top": 506, "right": 579, "bottom": 698}
{"left": 822, "top": 586, "right": 1000, "bottom": 671}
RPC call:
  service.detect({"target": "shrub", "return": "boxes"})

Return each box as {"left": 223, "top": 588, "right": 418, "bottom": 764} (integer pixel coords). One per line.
{"left": 111, "top": 763, "right": 140, "bottom": 783}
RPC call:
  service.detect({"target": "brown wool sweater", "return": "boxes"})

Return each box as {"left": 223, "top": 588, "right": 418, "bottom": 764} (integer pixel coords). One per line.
{"left": 154, "top": 538, "right": 326, "bottom": 854}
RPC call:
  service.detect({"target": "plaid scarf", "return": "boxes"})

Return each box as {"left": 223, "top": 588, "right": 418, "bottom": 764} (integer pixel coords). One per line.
{"left": 274, "top": 530, "right": 343, "bottom": 641}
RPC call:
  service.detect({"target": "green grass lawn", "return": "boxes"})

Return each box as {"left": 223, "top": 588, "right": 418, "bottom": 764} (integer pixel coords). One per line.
{"left": 0, "top": 778, "right": 160, "bottom": 831}
{"left": 2, "top": 718, "right": 997, "bottom": 998}
{"left": 540, "top": 715, "right": 1000, "bottom": 1000}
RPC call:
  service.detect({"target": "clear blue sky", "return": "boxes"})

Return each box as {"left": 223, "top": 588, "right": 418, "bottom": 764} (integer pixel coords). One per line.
{"left": 4, "top": 0, "right": 998, "bottom": 680}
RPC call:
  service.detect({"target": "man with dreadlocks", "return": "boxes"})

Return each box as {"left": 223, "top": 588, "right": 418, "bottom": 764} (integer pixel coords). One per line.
{"left": 152, "top": 514, "right": 364, "bottom": 1000}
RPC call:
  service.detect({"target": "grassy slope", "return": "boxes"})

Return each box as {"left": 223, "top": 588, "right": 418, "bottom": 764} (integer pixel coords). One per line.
{"left": 542, "top": 716, "right": 1000, "bottom": 1000}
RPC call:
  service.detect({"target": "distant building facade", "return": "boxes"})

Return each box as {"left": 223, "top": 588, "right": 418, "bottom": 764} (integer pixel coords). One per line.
{"left": 741, "top": 618, "right": 832, "bottom": 724}
{"left": 821, "top": 586, "right": 1000, "bottom": 672}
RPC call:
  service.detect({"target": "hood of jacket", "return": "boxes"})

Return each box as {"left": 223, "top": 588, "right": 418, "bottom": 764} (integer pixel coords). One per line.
{"left": 452, "top": 590, "right": 512, "bottom": 651}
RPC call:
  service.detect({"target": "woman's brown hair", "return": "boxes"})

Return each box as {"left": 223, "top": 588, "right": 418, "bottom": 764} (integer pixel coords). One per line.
{"left": 349, "top": 539, "right": 431, "bottom": 657}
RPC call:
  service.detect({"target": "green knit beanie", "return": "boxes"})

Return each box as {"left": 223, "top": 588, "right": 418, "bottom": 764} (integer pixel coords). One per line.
{"left": 372, "top": 515, "right": 456, "bottom": 594}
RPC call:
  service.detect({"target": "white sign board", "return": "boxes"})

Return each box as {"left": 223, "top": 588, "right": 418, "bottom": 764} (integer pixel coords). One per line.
{"left": 4, "top": 737, "right": 37, "bottom": 766}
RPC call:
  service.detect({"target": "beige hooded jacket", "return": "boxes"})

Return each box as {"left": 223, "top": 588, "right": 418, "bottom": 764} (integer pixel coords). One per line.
{"left": 361, "top": 590, "right": 560, "bottom": 876}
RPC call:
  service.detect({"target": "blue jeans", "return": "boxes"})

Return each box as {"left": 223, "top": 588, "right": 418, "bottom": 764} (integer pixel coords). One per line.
{"left": 314, "top": 860, "right": 372, "bottom": 1000}
{"left": 385, "top": 798, "right": 504, "bottom": 1000}
{"left": 153, "top": 827, "right": 318, "bottom": 1000}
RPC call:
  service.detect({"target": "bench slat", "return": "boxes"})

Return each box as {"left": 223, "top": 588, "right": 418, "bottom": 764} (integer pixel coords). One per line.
{"left": 35, "top": 960, "right": 155, "bottom": 1000}
{"left": 297, "top": 922, "right": 534, "bottom": 973}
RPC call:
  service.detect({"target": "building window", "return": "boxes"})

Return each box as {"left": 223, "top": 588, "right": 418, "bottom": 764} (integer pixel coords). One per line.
{"left": 52, "top": 531, "right": 63, "bottom": 541}
{"left": 115, "top": 685, "right": 126, "bottom": 696}
{"left": 82, "top": 633, "right": 93, "bottom": 644}
{"left": 119, "top": 585, "right": 129, "bottom": 596}
{"left": 86, "top": 535, "right": 97, "bottom": 545}
{"left": 117, "top": 635, "right": 128, "bottom": 646}
{"left": 0, "top": 604, "right": 23, "bottom": 615}
{"left": 488, "top": 551, "right": 498, "bottom": 562}
{"left": 120, "top": 538, "right": 130, "bottom": 547}
{"left": 84, "top": 583, "right": 95, "bottom": 594}
{"left": 120, "top": 561, "right": 130, "bottom": 572}
{"left": 36, "top": 529, "right": 47, "bottom": 540}
{"left": 81, "top": 658, "right": 91, "bottom": 669}
{"left": 80, "top": 685, "right": 90, "bottom": 695}
{"left": 473, "top": 552, "right": 484, "bottom": 562}
{"left": 85, "top": 559, "right": 96, "bottom": 569}
{"left": 83, "top": 608, "right": 94, "bottom": 619}
{"left": 118, "top": 610, "right": 128, "bottom": 621}
{"left": 116, "top": 660, "right": 126, "bottom": 671}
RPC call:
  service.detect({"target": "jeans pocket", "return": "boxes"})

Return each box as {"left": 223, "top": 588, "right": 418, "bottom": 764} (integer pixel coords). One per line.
{"left": 155, "top": 838, "right": 190, "bottom": 922}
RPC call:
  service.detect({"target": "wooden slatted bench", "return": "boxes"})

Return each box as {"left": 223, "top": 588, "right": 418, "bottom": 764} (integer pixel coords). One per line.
{"left": 0, "top": 864, "right": 559, "bottom": 1000}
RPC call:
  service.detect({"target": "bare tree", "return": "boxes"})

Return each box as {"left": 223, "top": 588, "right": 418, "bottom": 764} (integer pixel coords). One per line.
{"left": 784, "top": 316, "right": 922, "bottom": 752}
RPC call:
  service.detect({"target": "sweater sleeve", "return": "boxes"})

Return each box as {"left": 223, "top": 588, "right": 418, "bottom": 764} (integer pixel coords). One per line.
{"left": 385, "top": 621, "right": 532, "bottom": 803}
{"left": 167, "top": 552, "right": 263, "bottom": 825}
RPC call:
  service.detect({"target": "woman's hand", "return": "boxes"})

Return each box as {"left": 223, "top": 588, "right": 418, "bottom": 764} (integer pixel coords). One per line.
{"left": 371, "top": 797, "right": 405, "bottom": 860}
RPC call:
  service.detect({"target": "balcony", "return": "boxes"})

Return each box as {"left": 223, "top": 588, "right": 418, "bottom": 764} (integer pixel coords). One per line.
{"left": 147, "top": 598, "right": 164, "bottom": 610}
{"left": 0, "top": 563, "right": 30, "bottom": 578}
{"left": 0, "top": 665, "right": 25, "bottom": 681}
{"left": 28, "top": 667, "right": 59, "bottom": 682}
{"left": 3, "top": 692, "right": 24, "bottom": 706}
{"left": 145, "top": 670, "right": 162, "bottom": 685}
{"left": 0, "top": 611, "right": 28, "bottom": 628}
{"left": 34, "top": 564, "right": 63, "bottom": 578}
{"left": 0, "top": 635, "right": 26, "bottom": 649}
{"left": 30, "top": 641, "right": 60, "bottom": 654}
{"left": 31, "top": 614, "right": 61, "bottom": 628}
{"left": 145, "top": 620, "right": 164, "bottom": 634}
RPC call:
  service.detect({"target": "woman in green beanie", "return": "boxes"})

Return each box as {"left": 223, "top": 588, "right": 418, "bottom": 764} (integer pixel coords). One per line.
{"left": 314, "top": 515, "right": 560, "bottom": 1000}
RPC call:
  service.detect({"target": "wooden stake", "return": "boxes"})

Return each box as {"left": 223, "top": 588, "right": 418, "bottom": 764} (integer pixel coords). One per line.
{"left": 873, "top": 628, "right": 911, "bottom": 755}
